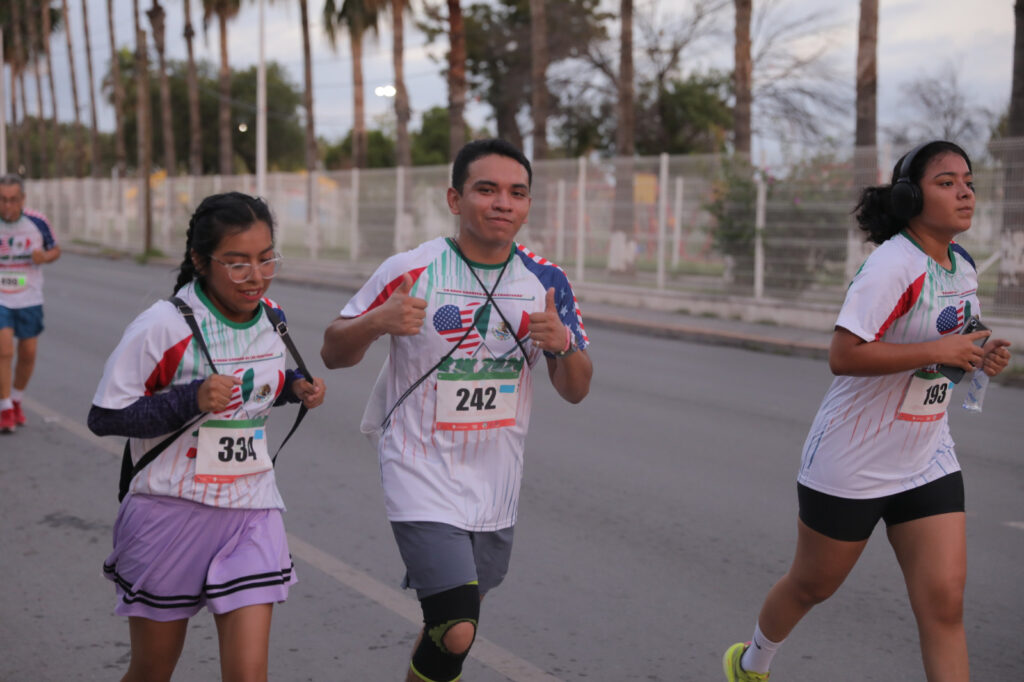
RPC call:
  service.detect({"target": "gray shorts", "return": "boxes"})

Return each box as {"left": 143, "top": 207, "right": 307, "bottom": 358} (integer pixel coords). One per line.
{"left": 391, "top": 521, "right": 514, "bottom": 599}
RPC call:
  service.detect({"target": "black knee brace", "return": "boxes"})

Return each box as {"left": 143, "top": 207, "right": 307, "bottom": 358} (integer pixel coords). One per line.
{"left": 410, "top": 583, "right": 480, "bottom": 682}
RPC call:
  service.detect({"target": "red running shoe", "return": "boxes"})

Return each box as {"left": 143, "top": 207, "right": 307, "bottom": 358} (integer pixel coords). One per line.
{"left": 12, "top": 400, "right": 26, "bottom": 426}
{"left": 0, "top": 408, "right": 15, "bottom": 433}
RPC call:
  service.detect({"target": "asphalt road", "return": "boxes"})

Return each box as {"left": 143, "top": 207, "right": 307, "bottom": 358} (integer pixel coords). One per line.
{"left": 1, "top": 253, "right": 1021, "bottom": 681}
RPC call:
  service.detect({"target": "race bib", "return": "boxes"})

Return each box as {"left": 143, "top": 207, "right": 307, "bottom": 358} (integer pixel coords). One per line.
{"left": 896, "top": 371, "right": 953, "bottom": 422}
{"left": 435, "top": 368, "right": 521, "bottom": 432}
{"left": 194, "top": 417, "right": 272, "bottom": 483}
{"left": 0, "top": 271, "right": 28, "bottom": 294}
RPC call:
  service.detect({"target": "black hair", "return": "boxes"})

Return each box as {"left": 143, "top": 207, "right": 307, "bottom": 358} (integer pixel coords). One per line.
{"left": 174, "top": 192, "right": 275, "bottom": 292}
{"left": 451, "top": 138, "right": 533, "bottom": 194}
{"left": 853, "top": 140, "right": 972, "bottom": 245}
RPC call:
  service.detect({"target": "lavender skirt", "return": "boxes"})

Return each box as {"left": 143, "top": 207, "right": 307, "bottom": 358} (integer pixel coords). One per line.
{"left": 103, "top": 494, "right": 296, "bottom": 621}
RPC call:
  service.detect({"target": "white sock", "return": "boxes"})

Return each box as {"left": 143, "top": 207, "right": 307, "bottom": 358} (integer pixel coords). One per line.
{"left": 0, "top": 398, "right": 12, "bottom": 410}
{"left": 11, "top": 389, "right": 23, "bottom": 403}
{"left": 740, "top": 622, "right": 784, "bottom": 674}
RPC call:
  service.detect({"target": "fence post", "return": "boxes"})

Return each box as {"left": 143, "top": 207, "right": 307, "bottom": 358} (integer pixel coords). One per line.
{"left": 672, "top": 176, "right": 684, "bottom": 268}
{"left": 308, "top": 170, "right": 320, "bottom": 259}
{"left": 575, "top": 155, "right": 586, "bottom": 283}
{"left": 350, "top": 167, "right": 360, "bottom": 262}
{"left": 754, "top": 172, "right": 766, "bottom": 300}
{"left": 657, "top": 153, "right": 669, "bottom": 289}
{"left": 555, "top": 179, "right": 566, "bottom": 263}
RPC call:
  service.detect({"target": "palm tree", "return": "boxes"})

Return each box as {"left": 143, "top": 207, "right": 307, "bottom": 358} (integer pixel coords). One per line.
{"left": 299, "top": 0, "right": 317, "bottom": 217}
{"left": 106, "top": 0, "right": 128, "bottom": 176}
{"left": 81, "top": 0, "right": 102, "bottom": 177}
{"left": 133, "top": 0, "right": 154, "bottom": 253}
{"left": 324, "top": 0, "right": 382, "bottom": 169}
{"left": 183, "top": 0, "right": 203, "bottom": 175}
{"left": 42, "top": 2, "right": 60, "bottom": 174}
{"left": 529, "top": 0, "right": 547, "bottom": 159}
{"left": 855, "top": 0, "right": 877, "bottom": 154}
{"left": 7, "top": 0, "right": 26, "bottom": 173}
{"left": 147, "top": 0, "right": 177, "bottom": 174}
{"left": 608, "top": 0, "right": 635, "bottom": 273}
{"left": 392, "top": 0, "right": 410, "bottom": 167}
{"left": 203, "top": 0, "right": 242, "bottom": 176}
{"left": 60, "top": 0, "right": 84, "bottom": 176}
{"left": 25, "top": 0, "right": 47, "bottom": 175}
{"left": 733, "top": 0, "right": 752, "bottom": 155}
{"left": 996, "top": 0, "right": 1024, "bottom": 309}
{"left": 446, "top": 0, "right": 467, "bottom": 160}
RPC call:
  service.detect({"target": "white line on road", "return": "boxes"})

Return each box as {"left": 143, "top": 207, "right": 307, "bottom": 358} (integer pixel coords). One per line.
{"left": 23, "top": 396, "right": 563, "bottom": 682}
{"left": 1004, "top": 521, "right": 1024, "bottom": 531}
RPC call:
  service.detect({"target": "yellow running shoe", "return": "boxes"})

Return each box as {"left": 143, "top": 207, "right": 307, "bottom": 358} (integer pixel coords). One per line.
{"left": 723, "top": 642, "right": 770, "bottom": 681}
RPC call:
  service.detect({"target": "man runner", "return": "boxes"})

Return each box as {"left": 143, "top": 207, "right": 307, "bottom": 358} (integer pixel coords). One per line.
{"left": 321, "top": 138, "right": 593, "bottom": 682}
{"left": 0, "top": 174, "right": 61, "bottom": 433}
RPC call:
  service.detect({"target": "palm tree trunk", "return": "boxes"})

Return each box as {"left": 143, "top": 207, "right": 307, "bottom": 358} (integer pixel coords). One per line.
{"left": 609, "top": 0, "right": 635, "bottom": 272}
{"left": 446, "top": 0, "right": 466, "bottom": 161}
{"left": 147, "top": 0, "right": 176, "bottom": 175}
{"left": 10, "top": 0, "right": 26, "bottom": 174}
{"left": 352, "top": 30, "right": 366, "bottom": 169}
{"left": 393, "top": 0, "right": 411, "bottom": 168}
{"left": 529, "top": 0, "right": 548, "bottom": 160}
{"left": 299, "top": 0, "right": 316, "bottom": 219}
{"left": 107, "top": 0, "right": 128, "bottom": 177}
{"left": 733, "top": 0, "right": 752, "bottom": 155}
{"left": 42, "top": 3, "right": 60, "bottom": 175}
{"left": 218, "top": 10, "right": 233, "bottom": 175}
{"left": 849, "top": 0, "right": 878, "bottom": 281}
{"left": 134, "top": 1, "right": 153, "bottom": 253}
{"left": 81, "top": 0, "right": 102, "bottom": 177}
{"left": 996, "top": 0, "right": 1024, "bottom": 309}
{"left": 26, "top": 0, "right": 47, "bottom": 176}
{"left": 61, "top": 0, "right": 84, "bottom": 177}
{"left": 183, "top": 0, "right": 203, "bottom": 175}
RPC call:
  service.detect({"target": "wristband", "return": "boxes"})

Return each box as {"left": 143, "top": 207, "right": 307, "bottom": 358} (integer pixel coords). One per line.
{"left": 555, "top": 325, "right": 578, "bottom": 357}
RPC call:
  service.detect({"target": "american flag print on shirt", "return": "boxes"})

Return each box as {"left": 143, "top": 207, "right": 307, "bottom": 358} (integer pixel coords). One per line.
{"left": 433, "top": 301, "right": 484, "bottom": 352}
{"left": 936, "top": 299, "right": 965, "bottom": 334}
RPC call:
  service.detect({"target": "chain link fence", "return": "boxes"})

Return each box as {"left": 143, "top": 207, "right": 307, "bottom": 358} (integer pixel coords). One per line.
{"left": 27, "top": 144, "right": 1024, "bottom": 319}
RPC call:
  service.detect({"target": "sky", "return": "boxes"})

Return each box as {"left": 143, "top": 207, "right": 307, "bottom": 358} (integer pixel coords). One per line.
{"left": 3, "top": 0, "right": 1017, "bottom": 164}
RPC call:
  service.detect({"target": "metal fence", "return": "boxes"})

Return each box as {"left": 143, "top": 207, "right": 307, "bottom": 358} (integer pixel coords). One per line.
{"left": 28, "top": 144, "right": 1024, "bottom": 319}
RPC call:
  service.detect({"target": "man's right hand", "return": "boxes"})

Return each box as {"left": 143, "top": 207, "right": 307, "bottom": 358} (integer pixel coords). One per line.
{"left": 377, "top": 273, "right": 427, "bottom": 336}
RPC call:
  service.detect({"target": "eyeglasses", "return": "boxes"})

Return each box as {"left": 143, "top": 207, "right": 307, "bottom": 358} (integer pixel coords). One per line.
{"left": 210, "top": 253, "right": 283, "bottom": 283}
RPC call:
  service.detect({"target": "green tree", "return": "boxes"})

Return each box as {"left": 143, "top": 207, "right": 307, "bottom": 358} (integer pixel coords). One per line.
{"left": 634, "top": 71, "right": 732, "bottom": 155}
{"left": 323, "top": 129, "right": 396, "bottom": 169}
{"left": 411, "top": 105, "right": 468, "bottom": 165}
{"left": 203, "top": 0, "right": 242, "bottom": 175}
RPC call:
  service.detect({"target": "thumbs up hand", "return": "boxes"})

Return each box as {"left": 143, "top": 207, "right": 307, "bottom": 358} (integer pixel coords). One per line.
{"left": 528, "top": 287, "right": 571, "bottom": 353}
{"left": 378, "top": 272, "right": 428, "bottom": 336}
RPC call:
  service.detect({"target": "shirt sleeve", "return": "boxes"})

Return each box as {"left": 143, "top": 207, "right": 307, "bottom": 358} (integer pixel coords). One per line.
{"left": 339, "top": 252, "right": 426, "bottom": 318}
{"left": 835, "top": 247, "right": 923, "bottom": 342}
{"left": 92, "top": 301, "right": 196, "bottom": 410}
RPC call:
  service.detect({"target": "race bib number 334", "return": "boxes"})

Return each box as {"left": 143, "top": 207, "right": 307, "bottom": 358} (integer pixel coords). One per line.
{"left": 195, "top": 417, "right": 272, "bottom": 483}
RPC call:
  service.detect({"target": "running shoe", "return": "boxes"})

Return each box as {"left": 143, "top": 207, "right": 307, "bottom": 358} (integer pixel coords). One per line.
{"left": 0, "top": 408, "right": 15, "bottom": 433}
{"left": 12, "top": 400, "right": 26, "bottom": 426}
{"left": 723, "top": 642, "right": 770, "bottom": 681}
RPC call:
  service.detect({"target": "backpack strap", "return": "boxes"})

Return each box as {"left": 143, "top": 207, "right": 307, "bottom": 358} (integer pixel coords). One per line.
{"left": 261, "top": 301, "right": 311, "bottom": 462}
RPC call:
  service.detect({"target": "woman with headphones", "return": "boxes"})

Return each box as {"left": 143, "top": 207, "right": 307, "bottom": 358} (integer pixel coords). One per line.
{"left": 722, "top": 141, "right": 1012, "bottom": 682}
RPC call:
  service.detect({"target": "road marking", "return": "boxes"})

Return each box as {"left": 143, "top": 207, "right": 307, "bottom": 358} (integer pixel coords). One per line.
{"left": 23, "top": 396, "right": 562, "bottom": 682}
{"left": 1004, "top": 521, "right": 1024, "bottom": 531}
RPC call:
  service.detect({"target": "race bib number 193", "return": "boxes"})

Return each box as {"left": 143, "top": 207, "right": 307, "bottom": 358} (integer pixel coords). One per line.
{"left": 896, "top": 371, "right": 952, "bottom": 422}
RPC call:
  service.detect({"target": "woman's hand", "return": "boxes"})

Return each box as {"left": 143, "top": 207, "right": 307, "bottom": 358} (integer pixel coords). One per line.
{"left": 197, "top": 375, "right": 242, "bottom": 412}
{"left": 980, "top": 338, "right": 1012, "bottom": 377}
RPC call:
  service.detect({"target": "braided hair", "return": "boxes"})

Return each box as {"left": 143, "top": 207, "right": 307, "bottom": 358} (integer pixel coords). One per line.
{"left": 174, "top": 192, "right": 276, "bottom": 293}
{"left": 853, "top": 141, "right": 971, "bottom": 245}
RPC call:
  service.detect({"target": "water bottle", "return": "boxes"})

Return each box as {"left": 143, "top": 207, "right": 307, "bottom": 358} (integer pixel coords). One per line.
{"left": 962, "top": 369, "right": 989, "bottom": 413}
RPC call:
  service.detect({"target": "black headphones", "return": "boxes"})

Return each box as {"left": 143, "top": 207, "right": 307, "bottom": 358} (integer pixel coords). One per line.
{"left": 889, "top": 141, "right": 934, "bottom": 220}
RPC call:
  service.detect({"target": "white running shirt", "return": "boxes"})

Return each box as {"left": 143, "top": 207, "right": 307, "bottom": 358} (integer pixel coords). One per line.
{"left": 0, "top": 210, "right": 58, "bottom": 308}
{"left": 93, "top": 281, "right": 290, "bottom": 509}
{"left": 798, "top": 232, "right": 979, "bottom": 498}
{"left": 341, "top": 238, "right": 589, "bottom": 531}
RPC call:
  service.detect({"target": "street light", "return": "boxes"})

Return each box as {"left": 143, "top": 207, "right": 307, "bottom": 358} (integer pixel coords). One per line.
{"left": 238, "top": 123, "right": 248, "bottom": 133}
{"left": 374, "top": 85, "right": 396, "bottom": 98}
